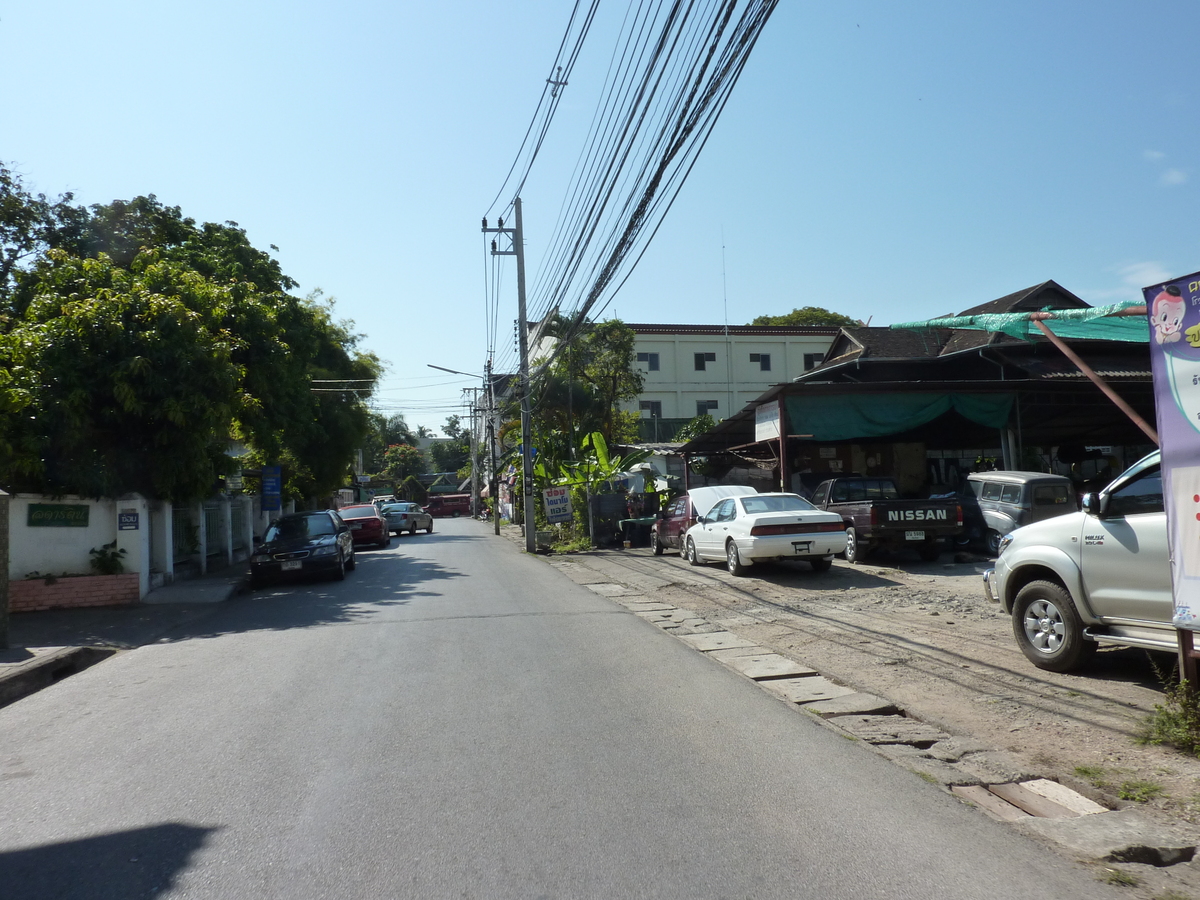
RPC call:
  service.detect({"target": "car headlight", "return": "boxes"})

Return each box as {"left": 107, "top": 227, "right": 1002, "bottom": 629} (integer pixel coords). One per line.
{"left": 997, "top": 533, "right": 1014, "bottom": 557}
{"left": 312, "top": 544, "right": 338, "bottom": 557}
{"left": 250, "top": 554, "right": 272, "bottom": 564}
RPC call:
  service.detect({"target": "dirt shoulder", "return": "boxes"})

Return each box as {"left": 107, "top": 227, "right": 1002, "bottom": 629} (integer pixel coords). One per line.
{"left": 546, "top": 543, "right": 1200, "bottom": 826}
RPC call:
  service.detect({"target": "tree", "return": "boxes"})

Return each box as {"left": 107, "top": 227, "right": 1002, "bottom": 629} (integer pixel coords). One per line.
{"left": 1, "top": 250, "right": 242, "bottom": 498}
{"left": 429, "top": 415, "right": 470, "bottom": 473}
{"left": 748, "top": 306, "right": 860, "bottom": 327}
{"left": 0, "top": 171, "right": 380, "bottom": 500}
{"left": 382, "top": 444, "right": 426, "bottom": 481}
{"left": 362, "top": 413, "right": 418, "bottom": 474}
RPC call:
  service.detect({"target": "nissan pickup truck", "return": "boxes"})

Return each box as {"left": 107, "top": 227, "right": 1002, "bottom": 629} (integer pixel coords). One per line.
{"left": 810, "top": 476, "right": 962, "bottom": 563}
{"left": 984, "top": 450, "right": 1173, "bottom": 673}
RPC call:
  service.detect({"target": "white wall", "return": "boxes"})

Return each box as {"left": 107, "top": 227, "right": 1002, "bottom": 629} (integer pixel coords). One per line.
{"left": 626, "top": 330, "right": 836, "bottom": 420}
{"left": 9, "top": 495, "right": 120, "bottom": 581}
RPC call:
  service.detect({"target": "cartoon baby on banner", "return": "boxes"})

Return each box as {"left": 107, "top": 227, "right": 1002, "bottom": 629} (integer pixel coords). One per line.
{"left": 1146, "top": 276, "right": 1200, "bottom": 627}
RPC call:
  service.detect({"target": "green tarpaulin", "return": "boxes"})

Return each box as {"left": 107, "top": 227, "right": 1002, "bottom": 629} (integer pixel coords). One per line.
{"left": 785, "top": 392, "right": 1014, "bottom": 442}
{"left": 889, "top": 300, "right": 1148, "bottom": 343}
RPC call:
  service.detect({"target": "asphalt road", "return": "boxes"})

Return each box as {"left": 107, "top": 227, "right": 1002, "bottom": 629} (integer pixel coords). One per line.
{"left": 0, "top": 519, "right": 1127, "bottom": 899}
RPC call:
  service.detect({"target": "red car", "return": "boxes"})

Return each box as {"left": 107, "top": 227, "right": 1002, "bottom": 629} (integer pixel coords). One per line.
{"left": 337, "top": 504, "right": 391, "bottom": 548}
{"left": 651, "top": 486, "right": 758, "bottom": 556}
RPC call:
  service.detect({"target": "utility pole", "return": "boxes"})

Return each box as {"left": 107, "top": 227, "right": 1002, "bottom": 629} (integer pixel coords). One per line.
{"left": 483, "top": 199, "right": 536, "bottom": 553}
{"left": 486, "top": 360, "right": 501, "bottom": 536}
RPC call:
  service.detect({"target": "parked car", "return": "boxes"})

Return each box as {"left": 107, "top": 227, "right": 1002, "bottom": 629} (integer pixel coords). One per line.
{"left": 810, "top": 475, "right": 961, "bottom": 563}
{"left": 957, "top": 471, "right": 1076, "bottom": 556}
{"left": 984, "top": 451, "right": 1172, "bottom": 672}
{"left": 424, "top": 493, "right": 472, "bottom": 517}
{"left": 382, "top": 501, "right": 434, "bottom": 535}
{"left": 337, "top": 503, "right": 392, "bottom": 548}
{"left": 249, "top": 510, "right": 355, "bottom": 587}
{"left": 683, "top": 492, "right": 847, "bottom": 575}
{"left": 651, "top": 485, "right": 757, "bottom": 556}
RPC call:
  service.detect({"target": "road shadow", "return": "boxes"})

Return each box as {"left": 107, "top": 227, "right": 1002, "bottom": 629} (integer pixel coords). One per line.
{"left": 7, "top": 546, "right": 472, "bottom": 650}
{"left": 0, "top": 822, "right": 217, "bottom": 900}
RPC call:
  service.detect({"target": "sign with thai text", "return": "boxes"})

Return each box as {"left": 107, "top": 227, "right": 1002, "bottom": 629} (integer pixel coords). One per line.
{"left": 542, "top": 486, "right": 573, "bottom": 524}
{"left": 118, "top": 511, "right": 139, "bottom": 530}
{"left": 27, "top": 504, "right": 89, "bottom": 527}
{"left": 755, "top": 403, "right": 780, "bottom": 442}
{"left": 261, "top": 464, "right": 282, "bottom": 512}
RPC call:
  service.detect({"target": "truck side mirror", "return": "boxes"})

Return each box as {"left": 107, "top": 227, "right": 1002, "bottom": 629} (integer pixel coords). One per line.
{"left": 1081, "top": 492, "right": 1102, "bottom": 516}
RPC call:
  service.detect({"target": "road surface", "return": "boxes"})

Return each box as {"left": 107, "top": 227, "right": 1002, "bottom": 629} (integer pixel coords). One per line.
{"left": 0, "top": 518, "right": 1125, "bottom": 898}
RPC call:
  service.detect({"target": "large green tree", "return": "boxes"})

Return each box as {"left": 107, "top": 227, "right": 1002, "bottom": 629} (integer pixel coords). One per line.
{"left": 748, "top": 306, "right": 860, "bottom": 327}
{"left": 429, "top": 415, "right": 470, "bottom": 474}
{"left": 0, "top": 168, "right": 379, "bottom": 500}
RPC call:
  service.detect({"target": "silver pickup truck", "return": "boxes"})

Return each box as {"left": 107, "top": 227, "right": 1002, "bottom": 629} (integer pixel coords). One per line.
{"left": 984, "top": 451, "right": 1173, "bottom": 672}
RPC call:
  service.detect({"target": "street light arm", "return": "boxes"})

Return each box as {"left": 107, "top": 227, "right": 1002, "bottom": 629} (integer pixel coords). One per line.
{"left": 427, "top": 364, "right": 486, "bottom": 379}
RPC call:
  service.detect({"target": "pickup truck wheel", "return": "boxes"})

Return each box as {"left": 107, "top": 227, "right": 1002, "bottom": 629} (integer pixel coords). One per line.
{"left": 1013, "top": 580, "right": 1096, "bottom": 672}
{"left": 986, "top": 529, "right": 1003, "bottom": 557}
{"left": 686, "top": 537, "right": 702, "bottom": 566}
{"left": 726, "top": 541, "right": 747, "bottom": 576}
{"left": 844, "top": 527, "right": 863, "bottom": 564}
{"left": 651, "top": 530, "right": 664, "bottom": 556}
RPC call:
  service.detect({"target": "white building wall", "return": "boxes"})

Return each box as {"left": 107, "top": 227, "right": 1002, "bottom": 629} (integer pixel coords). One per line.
{"left": 626, "top": 328, "right": 837, "bottom": 420}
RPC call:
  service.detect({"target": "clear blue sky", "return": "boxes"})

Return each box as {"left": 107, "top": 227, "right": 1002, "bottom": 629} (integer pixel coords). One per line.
{"left": 3, "top": 1, "right": 1197, "bottom": 436}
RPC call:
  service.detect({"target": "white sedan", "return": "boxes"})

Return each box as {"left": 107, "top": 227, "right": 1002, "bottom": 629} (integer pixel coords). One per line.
{"left": 683, "top": 492, "right": 847, "bottom": 575}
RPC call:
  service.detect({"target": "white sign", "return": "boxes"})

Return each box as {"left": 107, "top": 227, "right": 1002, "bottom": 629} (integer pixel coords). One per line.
{"left": 755, "top": 403, "right": 780, "bottom": 442}
{"left": 542, "top": 486, "right": 573, "bottom": 524}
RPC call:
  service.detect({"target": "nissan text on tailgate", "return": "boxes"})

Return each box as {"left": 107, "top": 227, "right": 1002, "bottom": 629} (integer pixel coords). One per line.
{"left": 811, "top": 476, "right": 962, "bottom": 563}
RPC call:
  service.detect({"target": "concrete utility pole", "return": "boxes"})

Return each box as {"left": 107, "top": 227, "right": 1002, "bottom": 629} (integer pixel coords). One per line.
{"left": 483, "top": 199, "right": 536, "bottom": 553}
{"left": 486, "top": 360, "right": 501, "bottom": 537}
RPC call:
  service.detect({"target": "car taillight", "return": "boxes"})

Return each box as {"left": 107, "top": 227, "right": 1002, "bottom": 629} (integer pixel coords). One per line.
{"left": 870, "top": 507, "right": 878, "bottom": 528}
{"left": 750, "top": 522, "right": 844, "bottom": 536}
{"left": 956, "top": 504, "right": 963, "bottom": 528}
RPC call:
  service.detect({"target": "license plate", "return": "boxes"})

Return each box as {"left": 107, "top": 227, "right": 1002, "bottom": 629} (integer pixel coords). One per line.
{"left": 792, "top": 541, "right": 812, "bottom": 553}
{"left": 905, "top": 530, "right": 925, "bottom": 541}
{"left": 281, "top": 560, "right": 302, "bottom": 571}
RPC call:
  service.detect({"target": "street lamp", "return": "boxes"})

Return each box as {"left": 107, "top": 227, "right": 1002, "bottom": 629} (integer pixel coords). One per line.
{"left": 426, "top": 364, "right": 501, "bottom": 537}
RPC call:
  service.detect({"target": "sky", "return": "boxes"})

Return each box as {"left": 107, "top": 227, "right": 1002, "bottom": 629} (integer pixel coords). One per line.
{"left": 3, "top": 1, "right": 1199, "bottom": 437}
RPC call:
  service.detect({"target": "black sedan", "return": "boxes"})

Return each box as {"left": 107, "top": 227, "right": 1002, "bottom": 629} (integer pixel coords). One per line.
{"left": 249, "top": 510, "right": 355, "bottom": 588}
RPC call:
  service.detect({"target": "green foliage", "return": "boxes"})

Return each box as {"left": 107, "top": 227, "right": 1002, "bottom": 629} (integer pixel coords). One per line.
{"left": 88, "top": 540, "right": 127, "bottom": 575}
{"left": 430, "top": 415, "right": 470, "bottom": 473}
{"left": 382, "top": 443, "right": 426, "bottom": 481}
{"left": 0, "top": 169, "right": 379, "bottom": 501}
{"left": 1098, "top": 868, "right": 1139, "bottom": 887}
{"left": 1117, "top": 780, "right": 1165, "bottom": 803}
{"left": 362, "top": 413, "right": 417, "bottom": 474}
{"left": 748, "top": 306, "right": 860, "bottom": 327}
{"left": 1140, "top": 668, "right": 1200, "bottom": 757}
{"left": 1074, "top": 764, "right": 1109, "bottom": 787}
{"left": 673, "top": 414, "right": 716, "bottom": 443}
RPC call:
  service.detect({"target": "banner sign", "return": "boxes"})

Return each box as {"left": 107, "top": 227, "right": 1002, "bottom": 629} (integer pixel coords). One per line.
{"left": 542, "top": 486, "right": 573, "bottom": 524}
{"left": 261, "top": 464, "right": 282, "bottom": 512}
{"left": 1145, "top": 271, "right": 1200, "bottom": 628}
{"left": 27, "top": 504, "right": 89, "bottom": 527}
{"left": 755, "top": 402, "right": 781, "bottom": 442}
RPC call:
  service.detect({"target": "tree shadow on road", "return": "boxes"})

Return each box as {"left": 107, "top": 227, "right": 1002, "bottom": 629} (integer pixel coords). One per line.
{"left": 0, "top": 822, "right": 217, "bottom": 900}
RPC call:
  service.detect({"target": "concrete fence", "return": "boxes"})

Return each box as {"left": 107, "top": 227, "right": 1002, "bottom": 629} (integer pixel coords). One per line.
{"left": 7, "top": 493, "right": 278, "bottom": 612}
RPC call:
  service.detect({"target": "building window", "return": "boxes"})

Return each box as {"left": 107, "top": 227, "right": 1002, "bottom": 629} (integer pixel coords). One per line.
{"left": 639, "top": 400, "right": 662, "bottom": 418}
{"left": 749, "top": 352, "right": 771, "bottom": 371}
{"left": 694, "top": 351, "right": 716, "bottom": 371}
{"left": 804, "top": 353, "right": 824, "bottom": 371}
{"left": 636, "top": 351, "right": 659, "bottom": 371}
{"left": 696, "top": 400, "right": 718, "bottom": 417}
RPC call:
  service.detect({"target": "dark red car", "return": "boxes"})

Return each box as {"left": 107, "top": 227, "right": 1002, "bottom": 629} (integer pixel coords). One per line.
{"left": 337, "top": 504, "right": 391, "bottom": 548}
{"left": 651, "top": 486, "right": 758, "bottom": 556}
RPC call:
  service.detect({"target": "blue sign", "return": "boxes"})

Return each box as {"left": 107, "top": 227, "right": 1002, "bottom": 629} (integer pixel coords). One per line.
{"left": 262, "top": 464, "right": 282, "bottom": 512}
{"left": 118, "top": 512, "right": 139, "bottom": 531}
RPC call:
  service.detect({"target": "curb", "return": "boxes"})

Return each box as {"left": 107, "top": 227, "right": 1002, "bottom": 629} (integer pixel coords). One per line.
{"left": 0, "top": 646, "right": 116, "bottom": 710}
